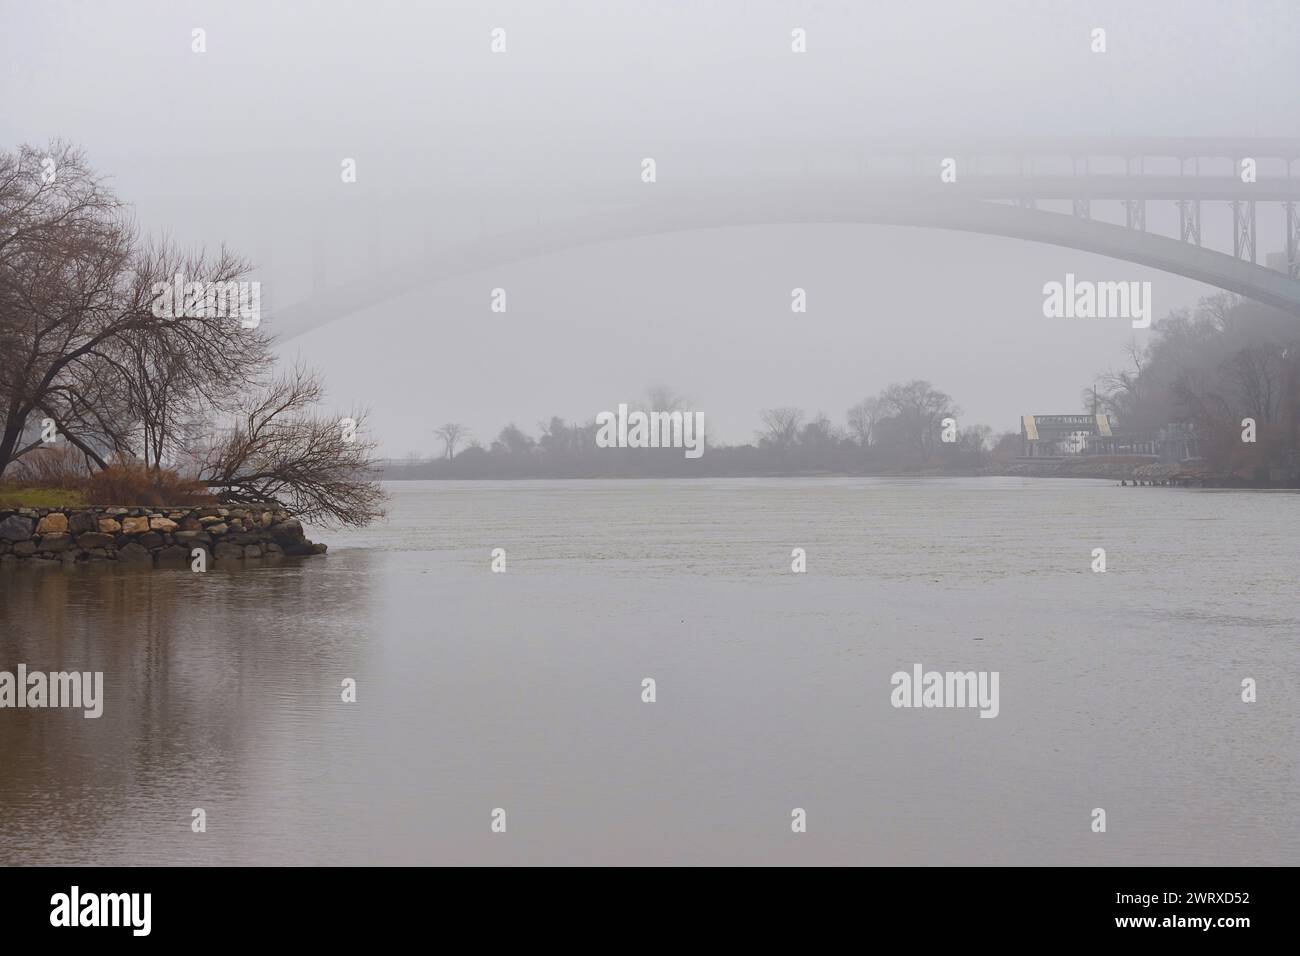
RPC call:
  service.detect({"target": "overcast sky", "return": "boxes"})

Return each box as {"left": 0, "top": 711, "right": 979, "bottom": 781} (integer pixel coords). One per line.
{"left": 5, "top": 0, "right": 1299, "bottom": 453}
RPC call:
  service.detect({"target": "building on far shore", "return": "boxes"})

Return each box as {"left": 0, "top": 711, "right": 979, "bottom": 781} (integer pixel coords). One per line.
{"left": 1019, "top": 414, "right": 1113, "bottom": 458}
{"left": 1019, "top": 414, "right": 1199, "bottom": 461}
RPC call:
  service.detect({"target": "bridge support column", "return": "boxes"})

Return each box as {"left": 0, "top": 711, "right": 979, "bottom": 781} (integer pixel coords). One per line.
{"left": 1232, "top": 199, "right": 1257, "bottom": 263}
{"left": 1177, "top": 199, "right": 1202, "bottom": 246}
{"left": 1287, "top": 202, "right": 1300, "bottom": 278}
{"left": 1124, "top": 199, "right": 1146, "bottom": 231}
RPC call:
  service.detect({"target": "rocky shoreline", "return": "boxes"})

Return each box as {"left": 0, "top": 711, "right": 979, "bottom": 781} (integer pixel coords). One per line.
{"left": 0, "top": 505, "right": 327, "bottom": 569}
{"left": 990, "top": 458, "right": 1293, "bottom": 487}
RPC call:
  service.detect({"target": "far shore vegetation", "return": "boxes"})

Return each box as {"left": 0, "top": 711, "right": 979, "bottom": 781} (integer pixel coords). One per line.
{"left": 390, "top": 294, "right": 1300, "bottom": 486}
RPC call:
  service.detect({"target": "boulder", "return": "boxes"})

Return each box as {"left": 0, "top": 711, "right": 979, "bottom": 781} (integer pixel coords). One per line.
{"left": 117, "top": 542, "right": 151, "bottom": 562}
{"left": 244, "top": 544, "right": 263, "bottom": 558}
{"left": 35, "top": 513, "right": 68, "bottom": 534}
{"left": 75, "top": 532, "right": 115, "bottom": 550}
{"left": 179, "top": 516, "right": 203, "bottom": 531}
{"left": 173, "top": 530, "right": 211, "bottom": 546}
{"left": 37, "top": 533, "right": 73, "bottom": 552}
{"left": 206, "top": 522, "right": 229, "bottom": 536}
{"left": 214, "top": 541, "right": 244, "bottom": 561}
{"left": 0, "top": 515, "right": 33, "bottom": 541}
{"left": 269, "top": 518, "right": 305, "bottom": 544}
{"left": 68, "top": 511, "right": 98, "bottom": 534}
{"left": 149, "top": 516, "right": 178, "bottom": 532}
{"left": 13, "top": 540, "right": 36, "bottom": 556}
{"left": 157, "top": 545, "right": 191, "bottom": 564}
{"left": 97, "top": 517, "right": 122, "bottom": 534}
{"left": 121, "top": 516, "right": 150, "bottom": 535}
{"left": 137, "top": 532, "right": 163, "bottom": 550}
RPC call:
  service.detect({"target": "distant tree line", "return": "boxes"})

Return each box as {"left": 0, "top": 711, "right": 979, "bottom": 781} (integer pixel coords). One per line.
{"left": 390, "top": 382, "right": 1007, "bottom": 479}
{"left": 1084, "top": 293, "right": 1300, "bottom": 481}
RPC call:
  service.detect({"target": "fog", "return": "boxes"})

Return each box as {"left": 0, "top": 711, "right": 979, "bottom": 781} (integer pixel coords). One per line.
{"left": 5, "top": 0, "right": 1298, "bottom": 453}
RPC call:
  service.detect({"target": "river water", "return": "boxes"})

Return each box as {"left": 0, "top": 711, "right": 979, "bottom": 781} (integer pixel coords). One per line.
{"left": 1, "top": 478, "right": 1296, "bottom": 865}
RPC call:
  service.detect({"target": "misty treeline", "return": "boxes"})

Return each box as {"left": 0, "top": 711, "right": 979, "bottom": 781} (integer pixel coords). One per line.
{"left": 0, "top": 142, "right": 384, "bottom": 525}
{"left": 1085, "top": 293, "right": 1300, "bottom": 480}
{"left": 391, "top": 381, "right": 1005, "bottom": 479}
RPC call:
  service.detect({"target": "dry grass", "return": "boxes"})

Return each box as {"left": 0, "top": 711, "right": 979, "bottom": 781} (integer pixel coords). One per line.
{"left": 0, "top": 485, "right": 87, "bottom": 509}
{"left": 83, "top": 462, "right": 215, "bottom": 507}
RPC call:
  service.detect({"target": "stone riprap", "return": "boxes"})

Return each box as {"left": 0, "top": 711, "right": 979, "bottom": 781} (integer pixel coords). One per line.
{"left": 0, "top": 506, "right": 326, "bottom": 569}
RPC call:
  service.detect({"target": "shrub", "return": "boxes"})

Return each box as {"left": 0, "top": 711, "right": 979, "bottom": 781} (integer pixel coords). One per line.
{"left": 6, "top": 444, "right": 90, "bottom": 489}
{"left": 83, "top": 461, "right": 215, "bottom": 507}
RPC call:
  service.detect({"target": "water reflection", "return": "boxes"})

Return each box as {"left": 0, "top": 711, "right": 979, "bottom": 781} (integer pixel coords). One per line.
{"left": 0, "top": 557, "right": 374, "bottom": 864}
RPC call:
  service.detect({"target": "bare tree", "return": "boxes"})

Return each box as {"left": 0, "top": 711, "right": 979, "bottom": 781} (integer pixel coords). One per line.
{"left": 1225, "top": 346, "right": 1282, "bottom": 423}
{"left": 846, "top": 395, "right": 885, "bottom": 448}
{"left": 758, "top": 406, "right": 804, "bottom": 451}
{"left": 1092, "top": 338, "right": 1147, "bottom": 424}
{"left": 434, "top": 422, "right": 467, "bottom": 459}
{"left": 0, "top": 142, "right": 271, "bottom": 477}
{"left": 644, "top": 384, "right": 689, "bottom": 412}
{"left": 879, "top": 380, "right": 957, "bottom": 462}
{"left": 199, "top": 365, "right": 386, "bottom": 527}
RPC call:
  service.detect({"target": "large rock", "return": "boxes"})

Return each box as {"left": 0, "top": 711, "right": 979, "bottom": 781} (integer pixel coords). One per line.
{"left": 214, "top": 541, "right": 244, "bottom": 561}
{"left": 12, "top": 540, "right": 36, "bottom": 556}
{"left": 270, "top": 519, "right": 305, "bottom": 544}
{"left": 37, "top": 533, "right": 73, "bottom": 552}
{"left": 36, "top": 513, "right": 68, "bottom": 534}
{"left": 0, "top": 515, "right": 33, "bottom": 541}
{"left": 157, "top": 545, "right": 191, "bottom": 564}
{"left": 97, "top": 517, "right": 122, "bottom": 534}
{"left": 149, "top": 516, "right": 178, "bottom": 532}
{"left": 75, "top": 532, "right": 115, "bottom": 550}
{"left": 206, "top": 522, "right": 229, "bottom": 536}
{"left": 121, "top": 516, "right": 150, "bottom": 535}
{"left": 68, "top": 511, "right": 98, "bottom": 534}
{"left": 137, "top": 532, "right": 163, "bottom": 550}
{"left": 174, "top": 530, "right": 211, "bottom": 545}
{"left": 117, "top": 542, "right": 152, "bottom": 562}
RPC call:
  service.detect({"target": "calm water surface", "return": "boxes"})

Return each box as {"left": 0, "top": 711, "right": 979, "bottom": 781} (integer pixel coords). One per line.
{"left": 1, "top": 478, "right": 1297, "bottom": 865}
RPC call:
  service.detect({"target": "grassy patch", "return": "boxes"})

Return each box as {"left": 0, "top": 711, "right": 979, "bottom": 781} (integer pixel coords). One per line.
{"left": 0, "top": 485, "right": 87, "bottom": 509}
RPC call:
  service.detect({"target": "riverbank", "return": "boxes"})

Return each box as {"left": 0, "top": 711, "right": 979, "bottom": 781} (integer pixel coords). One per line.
{"left": 380, "top": 459, "right": 1278, "bottom": 486}
{"left": 0, "top": 505, "right": 327, "bottom": 569}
